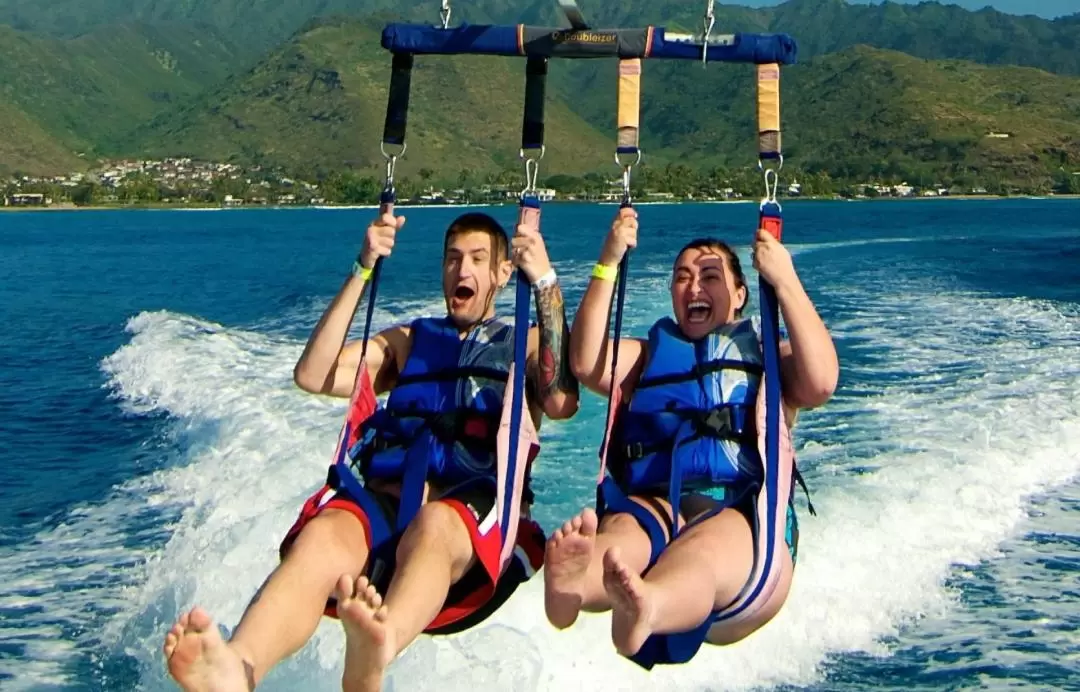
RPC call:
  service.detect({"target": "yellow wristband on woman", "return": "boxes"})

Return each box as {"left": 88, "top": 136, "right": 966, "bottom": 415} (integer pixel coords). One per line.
{"left": 592, "top": 263, "right": 618, "bottom": 282}
{"left": 352, "top": 260, "right": 373, "bottom": 281}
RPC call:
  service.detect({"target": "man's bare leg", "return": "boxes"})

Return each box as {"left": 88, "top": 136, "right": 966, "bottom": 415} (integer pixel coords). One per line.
{"left": 339, "top": 502, "right": 476, "bottom": 692}
{"left": 164, "top": 509, "right": 369, "bottom": 691}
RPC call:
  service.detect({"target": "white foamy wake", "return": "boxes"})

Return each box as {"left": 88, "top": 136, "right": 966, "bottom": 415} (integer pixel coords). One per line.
{"left": 3, "top": 266, "right": 1079, "bottom": 691}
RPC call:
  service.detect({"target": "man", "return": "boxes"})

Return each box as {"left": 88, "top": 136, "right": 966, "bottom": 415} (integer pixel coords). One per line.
{"left": 163, "top": 210, "right": 578, "bottom": 691}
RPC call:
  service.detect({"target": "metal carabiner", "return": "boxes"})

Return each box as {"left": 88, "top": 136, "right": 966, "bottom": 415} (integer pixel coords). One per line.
{"left": 763, "top": 167, "right": 779, "bottom": 204}
{"left": 519, "top": 146, "right": 545, "bottom": 197}
{"left": 701, "top": 0, "right": 715, "bottom": 65}
{"left": 379, "top": 142, "right": 405, "bottom": 197}
{"left": 614, "top": 150, "right": 641, "bottom": 205}
{"left": 521, "top": 157, "right": 541, "bottom": 197}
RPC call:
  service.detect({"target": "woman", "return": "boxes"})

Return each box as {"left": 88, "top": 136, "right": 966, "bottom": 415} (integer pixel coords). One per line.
{"left": 543, "top": 207, "right": 838, "bottom": 667}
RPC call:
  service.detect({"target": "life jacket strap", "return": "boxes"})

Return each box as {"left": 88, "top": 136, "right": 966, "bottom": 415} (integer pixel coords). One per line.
{"left": 355, "top": 409, "right": 501, "bottom": 460}
{"left": 621, "top": 403, "right": 754, "bottom": 461}
{"left": 395, "top": 366, "right": 509, "bottom": 388}
{"left": 637, "top": 359, "right": 763, "bottom": 390}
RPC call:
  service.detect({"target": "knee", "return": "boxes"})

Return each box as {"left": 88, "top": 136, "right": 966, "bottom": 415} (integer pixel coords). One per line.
{"left": 288, "top": 509, "right": 368, "bottom": 573}
{"left": 599, "top": 511, "right": 642, "bottom": 536}
{"left": 398, "top": 501, "right": 468, "bottom": 560}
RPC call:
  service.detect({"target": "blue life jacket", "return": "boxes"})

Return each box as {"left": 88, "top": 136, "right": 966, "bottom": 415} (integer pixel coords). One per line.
{"left": 609, "top": 316, "right": 764, "bottom": 495}
{"left": 348, "top": 316, "right": 514, "bottom": 491}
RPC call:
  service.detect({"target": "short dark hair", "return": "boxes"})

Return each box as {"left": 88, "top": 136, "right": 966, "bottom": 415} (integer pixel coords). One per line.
{"left": 443, "top": 212, "right": 509, "bottom": 261}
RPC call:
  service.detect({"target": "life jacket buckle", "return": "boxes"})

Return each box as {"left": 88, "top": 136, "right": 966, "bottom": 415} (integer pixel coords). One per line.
{"left": 698, "top": 407, "right": 734, "bottom": 436}
{"left": 427, "top": 412, "right": 459, "bottom": 441}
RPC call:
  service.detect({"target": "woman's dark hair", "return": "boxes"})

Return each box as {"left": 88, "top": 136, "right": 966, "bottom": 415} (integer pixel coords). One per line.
{"left": 673, "top": 237, "right": 749, "bottom": 316}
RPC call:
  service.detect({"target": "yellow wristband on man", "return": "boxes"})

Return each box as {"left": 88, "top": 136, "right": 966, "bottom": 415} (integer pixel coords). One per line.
{"left": 592, "top": 263, "right": 618, "bottom": 282}
{"left": 352, "top": 260, "right": 374, "bottom": 281}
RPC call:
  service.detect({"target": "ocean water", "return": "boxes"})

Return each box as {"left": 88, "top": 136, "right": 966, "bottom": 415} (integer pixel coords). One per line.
{"left": 1, "top": 199, "right": 1078, "bottom": 692}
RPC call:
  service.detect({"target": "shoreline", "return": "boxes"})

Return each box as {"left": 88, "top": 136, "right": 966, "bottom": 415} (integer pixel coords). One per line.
{"left": 2, "top": 194, "right": 1078, "bottom": 212}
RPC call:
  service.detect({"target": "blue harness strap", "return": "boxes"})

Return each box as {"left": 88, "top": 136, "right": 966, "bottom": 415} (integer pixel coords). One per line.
{"left": 328, "top": 49, "right": 407, "bottom": 555}
{"left": 504, "top": 194, "right": 536, "bottom": 538}
{"left": 595, "top": 477, "right": 751, "bottom": 669}
{"left": 596, "top": 478, "right": 666, "bottom": 566}
{"left": 334, "top": 454, "right": 393, "bottom": 551}
{"left": 710, "top": 199, "right": 785, "bottom": 624}
{"left": 504, "top": 56, "right": 546, "bottom": 548}
{"left": 594, "top": 200, "right": 787, "bottom": 669}
{"left": 596, "top": 478, "right": 709, "bottom": 667}
{"left": 327, "top": 55, "right": 541, "bottom": 586}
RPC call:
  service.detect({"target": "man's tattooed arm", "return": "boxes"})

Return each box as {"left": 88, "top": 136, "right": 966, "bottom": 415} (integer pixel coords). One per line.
{"left": 534, "top": 278, "right": 579, "bottom": 405}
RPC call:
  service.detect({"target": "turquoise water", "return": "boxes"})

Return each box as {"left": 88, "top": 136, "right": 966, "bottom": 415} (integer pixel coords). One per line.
{"left": 1, "top": 199, "right": 1078, "bottom": 691}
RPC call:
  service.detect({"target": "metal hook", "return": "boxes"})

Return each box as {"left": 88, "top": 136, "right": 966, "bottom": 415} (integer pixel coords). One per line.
{"left": 619, "top": 165, "right": 633, "bottom": 205}
{"left": 614, "top": 150, "right": 640, "bottom": 205}
{"left": 380, "top": 141, "right": 406, "bottom": 163}
{"left": 440, "top": 0, "right": 452, "bottom": 29}
{"left": 702, "top": 0, "right": 715, "bottom": 65}
{"left": 762, "top": 167, "right": 779, "bottom": 205}
{"left": 614, "top": 150, "right": 642, "bottom": 169}
{"left": 521, "top": 158, "right": 542, "bottom": 196}
{"left": 519, "top": 146, "right": 545, "bottom": 196}
{"left": 519, "top": 145, "right": 546, "bottom": 164}
{"left": 756, "top": 153, "right": 784, "bottom": 174}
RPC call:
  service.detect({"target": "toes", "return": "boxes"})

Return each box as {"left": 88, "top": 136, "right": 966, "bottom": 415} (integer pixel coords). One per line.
{"left": 581, "top": 508, "right": 599, "bottom": 534}
{"left": 355, "top": 577, "right": 384, "bottom": 608}
{"left": 188, "top": 607, "right": 213, "bottom": 631}
{"left": 569, "top": 514, "right": 583, "bottom": 532}
{"left": 336, "top": 574, "right": 356, "bottom": 601}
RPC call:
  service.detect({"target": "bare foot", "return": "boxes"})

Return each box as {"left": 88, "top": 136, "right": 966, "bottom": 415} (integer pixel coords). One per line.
{"left": 337, "top": 575, "right": 395, "bottom": 692}
{"left": 603, "top": 547, "right": 657, "bottom": 658}
{"left": 543, "top": 508, "right": 599, "bottom": 629}
{"left": 163, "top": 607, "right": 251, "bottom": 692}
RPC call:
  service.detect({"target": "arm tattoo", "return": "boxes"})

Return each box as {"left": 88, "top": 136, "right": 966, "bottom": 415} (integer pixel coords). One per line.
{"left": 534, "top": 279, "right": 579, "bottom": 400}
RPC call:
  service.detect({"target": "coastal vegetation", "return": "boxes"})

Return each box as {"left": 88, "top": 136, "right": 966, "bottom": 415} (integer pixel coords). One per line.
{"left": 0, "top": 0, "right": 1078, "bottom": 199}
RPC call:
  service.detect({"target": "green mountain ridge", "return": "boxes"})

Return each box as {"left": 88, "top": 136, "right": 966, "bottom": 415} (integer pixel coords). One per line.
{"left": 0, "top": 0, "right": 1077, "bottom": 74}
{"left": 781, "top": 46, "right": 1080, "bottom": 185}
{"left": 113, "top": 18, "right": 616, "bottom": 179}
{"left": 0, "top": 1, "right": 1078, "bottom": 189}
{"left": 0, "top": 101, "right": 87, "bottom": 176}
{"left": 0, "top": 20, "right": 237, "bottom": 155}
{"left": 111, "top": 18, "right": 1080, "bottom": 190}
